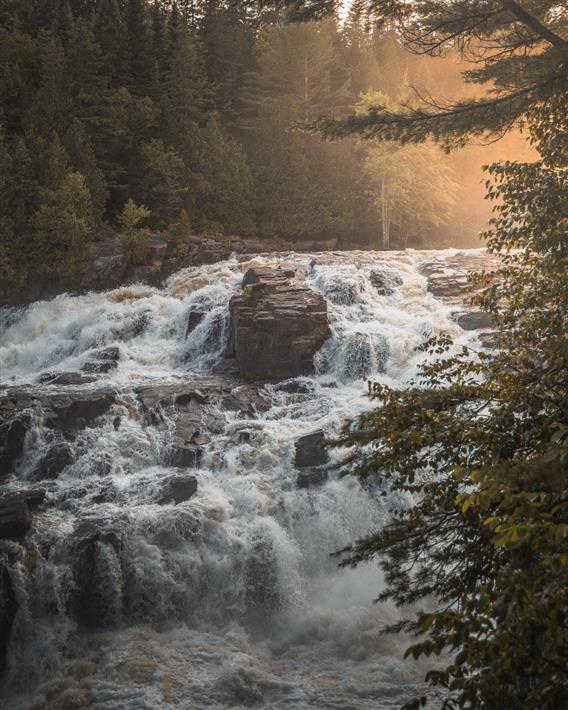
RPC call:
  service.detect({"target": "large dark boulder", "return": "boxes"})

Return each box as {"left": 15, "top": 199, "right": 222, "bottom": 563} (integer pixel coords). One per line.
{"left": 0, "top": 560, "right": 17, "bottom": 675}
{"left": 455, "top": 310, "right": 494, "bottom": 331}
{"left": 297, "top": 467, "right": 329, "bottom": 489}
{"left": 30, "top": 443, "right": 74, "bottom": 481}
{"left": 157, "top": 474, "right": 198, "bottom": 504}
{"left": 369, "top": 268, "right": 403, "bottom": 296}
{"left": 82, "top": 346, "right": 120, "bottom": 374}
{"left": 0, "top": 415, "right": 30, "bottom": 480}
{"left": 185, "top": 310, "right": 205, "bottom": 338}
{"left": 230, "top": 268, "right": 331, "bottom": 381}
{"left": 294, "top": 430, "right": 329, "bottom": 469}
{"left": 46, "top": 390, "right": 115, "bottom": 432}
{"left": 71, "top": 519, "right": 125, "bottom": 629}
{"left": 0, "top": 500, "right": 32, "bottom": 540}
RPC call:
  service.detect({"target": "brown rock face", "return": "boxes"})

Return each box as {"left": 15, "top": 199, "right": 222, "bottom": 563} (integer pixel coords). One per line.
{"left": 229, "top": 268, "right": 331, "bottom": 381}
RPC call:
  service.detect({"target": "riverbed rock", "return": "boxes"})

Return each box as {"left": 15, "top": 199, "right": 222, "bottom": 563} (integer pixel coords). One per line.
{"left": 369, "top": 268, "right": 403, "bottom": 296}
{"left": 230, "top": 267, "right": 331, "bottom": 381}
{"left": 0, "top": 560, "right": 17, "bottom": 675}
{"left": 38, "top": 371, "right": 97, "bottom": 386}
{"left": 186, "top": 310, "right": 205, "bottom": 338}
{"left": 0, "top": 500, "right": 32, "bottom": 540}
{"left": 294, "top": 430, "right": 329, "bottom": 469}
{"left": 455, "top": 310, "right": 494, "bottom": 330}
{"left": 297, "top": 467, "right": 329, "bottom": 489}
{"left": 46, "top": 390, "right": 115, "bottom": 433}
{"left": 82, "top": 346, "right": 120, "bottom": 374}
{"left": 0, "top": 415, "right": 30, "bottom": 480}
{"left": 479, "top": 331, "right": 500, "bottom": 349}
{"left": 71, "top": 518, "right": 126, "bottom": 628}
{"left": 158, "top": 475, "right": 198, "bottom": 504}
{"left": 30, "top": 443, "right": 74, "bottom": 481}
{"left": 80, "top": 238, "right": 129, "bottom": 291}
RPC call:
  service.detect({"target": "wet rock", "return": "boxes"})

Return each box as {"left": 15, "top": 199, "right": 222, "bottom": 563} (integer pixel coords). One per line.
{"left": 80, "top": 237, "right": 129, "bottom": 291}
{"left": 71, "top": 519, "right": 125, "bottom": 628}
{"left": 294, "top": 430, "right": 329, "bottom": 469}
{"left": 238, "top": 431, "right": 252, "bottom": 444}
{"left": 30, "top": 443, "right": 73, "bottom": 481}
{"left": 230, "top": 267, "right": 331, "bottom": 381}
{"left": 421, "top": 252, "right": 501, "bottom": 302}
{"left": 318, "top": 273, "right": 361, "bottom": 305}
{"left": 0, "top": 415, "right": 30, "bottom": 479}
{"left": 0, "top": 560, "right": 17, "bottom": 675}
{"left": 455, "top": 310, "right": 494, "bottom": 330}
{"left": 38, "top": 372, "right": 97, "bottom": 386}
{"left": 0, "top": 488, "right": 46, "bottom": 510}
{"left": 168, "top": 444, "right": 203, "bottom": 468}
{"left": 479, "top": 331, "right": 500, "bottom": 349}
{"left": 369, "top": 268, "right": 403, "bottom": 296}
{"left": 221, "top": 385, "right": 272, "bottom": 416}
{"left": 244, "top": 538, "right": 280, "bottom": 630}
{"left": 427, "top": 275, "right": 468, "bottom": 299}
{"left": 0, "top": 500, "right": 32, "bottom": 540}
{"left": 82, "top": 346, "right": 120, "bottom": 374}
{"left": 46, "top": 390, "right": 115, "bottom": 432}
{"left": 158, "top": 475, "right": 198, "bottom": 504}
{"left": 297, "top": 466, "right": 329, "bottom": 489}
{"left": 185, "top": 310, "right": 205, "bottom": 338}
{"left": 276, "top": 380, "right": 314, "bottom": 395}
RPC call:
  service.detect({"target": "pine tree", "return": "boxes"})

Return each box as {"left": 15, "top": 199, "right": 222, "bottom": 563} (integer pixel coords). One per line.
{"left": 64, "top": 119, "right": 108, "bottom": 224}
{"left": 26, "top": 36, "right": 69, "bottom": 137}
{"left": 0, "top": 130, "right": 19, "bottom": 288}
{"left": 32, "top": 171, "right": 96, "bottom": 280}
{"left": 125, "top": 0, "right": 152, "bottom": 96}
{"left": 94, "top": 0, "right": 130, "bottom": 89}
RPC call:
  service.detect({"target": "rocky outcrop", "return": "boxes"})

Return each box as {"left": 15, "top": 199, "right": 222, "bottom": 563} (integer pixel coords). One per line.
{"left": 80, "top": 237, "right": 129, "bottom": 291}
{"left": 81, "top": 346, "right": 121, "bottom": 374}
{"left": 1, "top": 387, "right": 115, "bottom": 451}
{"left": 0, "top": 415, "right": 30, "bottom": 480}
{"left": 294, "top": 430, "right": 329, "bottom": 489}
{"left": 157, "top": 474, "right": 198, "bottom": 504}
{"left": 229, "top": 268, "right": 331, "bottom": 381}
{"left": 421, "top": 251, "right": 501, "bottom": 302}
{"left": 294, "top": 430, "right": 328, "bottom": 468}
{"left": 455, "top": 310, "right": 494, "bottom": 331}
{"left": 30, "top": 443, "right": 74, "bottom": 481}
{"left": 0, "top": 560, "right": 17, "bottom": 675}
{"left": 38, "top": 372, "right": 97, "bottom": 386}
{"left": 0, "top": 499, "right": 32, "bottom": 540}
{"left": 70, "top": 518, "right": 126, "bottom": 628}
{"left": 135, "top": 377, "right": 272, "bottom": 468}
{"left": 186, "top": 310, "right": 205, "bottom": 338}
{"left": 369, "top": 268, "right": 403, "bottom": 296}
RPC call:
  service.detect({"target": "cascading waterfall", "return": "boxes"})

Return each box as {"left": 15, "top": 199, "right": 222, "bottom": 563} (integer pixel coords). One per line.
{"left": 0, "top": 250, "right": 492, "bottom": 709}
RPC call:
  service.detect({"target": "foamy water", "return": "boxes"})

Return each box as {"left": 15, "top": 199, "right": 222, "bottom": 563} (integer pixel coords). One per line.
{"left": 0, "top": 250, "right": 487, "bottom": 709}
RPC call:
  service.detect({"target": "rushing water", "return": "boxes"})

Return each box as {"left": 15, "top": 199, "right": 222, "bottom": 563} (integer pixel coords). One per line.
{"left": 0, "top": 250, "right": 490, "bottom": 709}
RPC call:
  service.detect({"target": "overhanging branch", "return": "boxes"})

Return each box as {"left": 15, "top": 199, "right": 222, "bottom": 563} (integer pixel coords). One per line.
{"left": 500, "top": 0, "right": 568, "bottom": 49}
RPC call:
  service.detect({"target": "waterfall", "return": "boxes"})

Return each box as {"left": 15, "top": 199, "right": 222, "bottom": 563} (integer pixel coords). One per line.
{"left": 0, "top": 249, "right": 493, "bottom": 709}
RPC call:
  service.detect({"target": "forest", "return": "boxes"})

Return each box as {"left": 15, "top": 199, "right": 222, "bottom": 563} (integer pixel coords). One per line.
{"left": 0, "top": 0, "right": 526, "bottom": 292}
{"left": 0, "top": 1, "right": 567, "bottom": 709}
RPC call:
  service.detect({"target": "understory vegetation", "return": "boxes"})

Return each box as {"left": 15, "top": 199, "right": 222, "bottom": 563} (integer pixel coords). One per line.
{"left": 311, "top": 1, "right": 568, "bottom": 707}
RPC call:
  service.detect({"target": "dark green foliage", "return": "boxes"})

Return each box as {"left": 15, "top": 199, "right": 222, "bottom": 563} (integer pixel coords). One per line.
{"left": 332, "top": 82, "right": 568, "bottom": 710}
{"left": 0, "top": 0, "right": 524, "bottom": 293}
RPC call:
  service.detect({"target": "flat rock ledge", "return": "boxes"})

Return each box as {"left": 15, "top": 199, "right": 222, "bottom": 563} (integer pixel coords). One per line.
{"left": 229, "top": 267, "right": 331, "bottom": 381}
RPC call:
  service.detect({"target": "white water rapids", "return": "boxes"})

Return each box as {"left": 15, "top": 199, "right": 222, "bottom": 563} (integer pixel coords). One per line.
{"left": 0, "top": 250, "right": 491, "bottom": 709}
